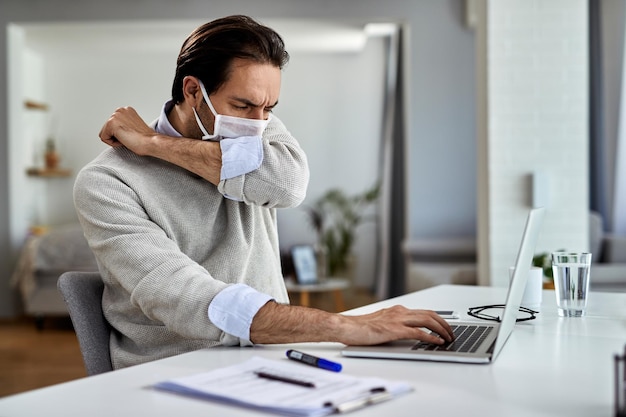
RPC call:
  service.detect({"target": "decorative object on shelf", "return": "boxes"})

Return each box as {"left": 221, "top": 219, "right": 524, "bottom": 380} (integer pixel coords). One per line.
{"left": 26, "top": 135, "right": 71, "bottom": 177}
{"left": 291, "top": 245, "right": 318, "bottom": 285}
{"left": 23, "top": 99, "right": 71, "bottom": 177}
{"left": 28, "top": 225, "right": 50, "bottom": 236}
{"left": 304, "top": 183, "right": 380, "bottom": 278}
{"left": 44, "top": 137, "right": 60, "bottom": 170}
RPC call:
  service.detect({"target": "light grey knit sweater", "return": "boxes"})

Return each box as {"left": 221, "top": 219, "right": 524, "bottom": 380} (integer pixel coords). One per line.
{"left": 73, "top": 115, "right": 309, "bottom": 369}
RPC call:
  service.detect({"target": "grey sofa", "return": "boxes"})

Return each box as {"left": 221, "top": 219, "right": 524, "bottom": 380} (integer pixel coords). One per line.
{"left": 11, "top": 223, "right": 99, "bottom": 328}
{"left": 404, "top": 212, "right": 626, "bottom": 293}
{"left": 588, "top": 211, "right": 626, "bottom": 292}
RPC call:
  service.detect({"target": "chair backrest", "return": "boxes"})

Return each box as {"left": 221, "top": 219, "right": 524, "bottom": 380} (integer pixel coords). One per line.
{"left": 57, "top": 271, "right": 113, "bottom": 376}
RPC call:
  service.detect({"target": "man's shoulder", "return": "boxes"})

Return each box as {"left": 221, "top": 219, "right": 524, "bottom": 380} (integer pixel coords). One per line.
{"left": 78, "top": 146, "right": 195, "bottom": 183}
{"left": 83, "top": 147, "right": 141, "bottom": 169}
{"left": 77, "top": 147, "right": 155, "bottom": 180}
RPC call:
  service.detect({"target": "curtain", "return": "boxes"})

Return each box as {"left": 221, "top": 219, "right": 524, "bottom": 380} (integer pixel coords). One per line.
{"left": 596, "top": 0, "right": 626, "bottom": 234}
{"left": 376, "top": 26, "right": 407, "bottom": 299}
{"left": 612, "top": 0, "right": 626, "bottom": 234}
{"left": 589, "top": 0, "right": 609, "bottom": 227}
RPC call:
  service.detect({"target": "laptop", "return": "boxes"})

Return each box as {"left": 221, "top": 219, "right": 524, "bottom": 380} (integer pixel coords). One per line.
{"left": 342, "top": 207, "right": 545, "bottom": 364}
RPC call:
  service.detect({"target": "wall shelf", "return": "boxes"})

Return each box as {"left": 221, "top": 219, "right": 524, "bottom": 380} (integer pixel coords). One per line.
{"left": 24, "top": 100, "right": 49, "bottom": 111}
{"left": 26, "top": 168, "right": 72, "bottom": 178}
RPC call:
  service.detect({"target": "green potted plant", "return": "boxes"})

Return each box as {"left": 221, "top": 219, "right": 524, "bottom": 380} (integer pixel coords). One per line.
{"left": 304, "top": 183, "right": 380, "bottom": 278}
{"left": 532, "top": 249, "right": 565, "bottom": 289}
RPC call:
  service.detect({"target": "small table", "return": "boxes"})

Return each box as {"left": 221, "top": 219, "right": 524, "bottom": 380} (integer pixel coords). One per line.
{"left": 284, "top": 278, "right": 349, "bottom": 311}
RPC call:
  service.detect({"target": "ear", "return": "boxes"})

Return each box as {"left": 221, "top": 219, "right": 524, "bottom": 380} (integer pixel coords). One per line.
{"left": 182, "top": 76, "right": 203, "bottom": 108}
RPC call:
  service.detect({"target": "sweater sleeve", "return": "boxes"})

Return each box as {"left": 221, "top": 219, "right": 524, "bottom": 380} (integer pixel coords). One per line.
{"left": 73, "top": 161, "right": 228, "bottom": 341}
{"left": 217, "top": 115, "right": 309, "bottom": 208}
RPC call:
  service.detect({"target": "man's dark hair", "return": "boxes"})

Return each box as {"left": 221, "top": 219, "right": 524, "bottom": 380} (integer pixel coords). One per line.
{"left": 172, "top": 15, "right": 290, "bottom": 103}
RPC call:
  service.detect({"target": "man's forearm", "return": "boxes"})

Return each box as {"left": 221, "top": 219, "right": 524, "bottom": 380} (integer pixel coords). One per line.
{"left": 146, "top": 134, "right": 222, "bottom": 185}
{"left": 249, "top": 300, "right": 456, "bottom": 347}
{"left": 249, "top": 301, "right": 346, "bottom": 344}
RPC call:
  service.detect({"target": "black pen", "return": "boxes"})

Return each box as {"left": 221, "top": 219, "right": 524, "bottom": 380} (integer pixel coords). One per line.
{"left": 254, "top": 371, "right": 316, "bottom": 388}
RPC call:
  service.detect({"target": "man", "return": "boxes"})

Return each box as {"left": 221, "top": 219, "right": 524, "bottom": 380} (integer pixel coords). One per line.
{"left": 75, "top": 15, "right": 453, "bottom": 370}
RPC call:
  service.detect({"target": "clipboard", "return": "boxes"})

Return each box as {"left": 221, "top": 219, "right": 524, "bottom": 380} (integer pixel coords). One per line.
{"left": 154, "top": 356, "right": 412, "bottom": 416}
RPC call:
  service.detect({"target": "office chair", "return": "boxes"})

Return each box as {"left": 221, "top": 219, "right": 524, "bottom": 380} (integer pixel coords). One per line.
{"left": 57, "top": 271, "right": 113, "bottom": 376}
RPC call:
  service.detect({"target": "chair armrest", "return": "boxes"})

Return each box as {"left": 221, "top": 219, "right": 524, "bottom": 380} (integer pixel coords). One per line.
{"left": 602, "top": 234, "right": 626, "bottom": 263}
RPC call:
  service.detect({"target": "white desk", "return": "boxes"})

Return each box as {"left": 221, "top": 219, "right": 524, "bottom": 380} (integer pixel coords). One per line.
{"left": 1, "top": 285, "right": 624, "bottom": 417}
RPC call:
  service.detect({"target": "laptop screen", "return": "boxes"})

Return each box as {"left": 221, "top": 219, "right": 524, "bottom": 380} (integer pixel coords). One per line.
{"left": 490, "top": 207, "right": 545, "bottom": 360}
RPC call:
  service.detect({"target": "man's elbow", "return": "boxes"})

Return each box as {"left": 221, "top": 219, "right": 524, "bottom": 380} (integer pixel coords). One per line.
{"left": 282, "top": 186, "right": 307, "bottom": 208}
{"left": 287, "top": 167, "right": 309, "bottom": 207}
{"left": 270, "top": 179, "right": 308, "bottom": 208}
{"left": 264, "top": 171, "right": 309, "bottom": 208}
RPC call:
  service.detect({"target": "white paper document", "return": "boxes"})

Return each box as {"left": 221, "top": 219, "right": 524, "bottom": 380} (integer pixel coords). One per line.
{"left": 154, "top": 356, "right": 413, "bottom": 416}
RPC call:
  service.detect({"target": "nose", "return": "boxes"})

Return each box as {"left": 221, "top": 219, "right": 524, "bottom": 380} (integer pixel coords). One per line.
{"left": 250, "top": 108, "right": 266, "bottom": 120}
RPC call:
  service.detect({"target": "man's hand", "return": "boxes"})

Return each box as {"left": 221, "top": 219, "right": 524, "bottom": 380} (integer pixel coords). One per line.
{"left": 250, "top": 302, "right": 454, "bottom": 346}
{"left": 337, "top": 305, "right": 454, "bottom": 346}
{"left": 99, "top": 107, "right": 156, "bottom": 155}
{"left": 99, "top": 107, "right": 222, "bottom": 185}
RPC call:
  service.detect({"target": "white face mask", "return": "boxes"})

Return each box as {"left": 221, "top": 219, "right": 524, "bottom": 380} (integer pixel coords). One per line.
{"left": 193, "top": 79, "right": 271, "bottom": 141}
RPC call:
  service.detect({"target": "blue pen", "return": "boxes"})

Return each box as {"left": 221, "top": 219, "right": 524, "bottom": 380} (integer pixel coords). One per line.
{"left": 286, "top": 349, "right": 342, "bottom": 372}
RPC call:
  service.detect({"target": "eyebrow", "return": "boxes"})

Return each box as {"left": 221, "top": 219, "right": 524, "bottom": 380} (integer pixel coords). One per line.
{"left": 231, "top": 96, "right": 279, "bottom": 109}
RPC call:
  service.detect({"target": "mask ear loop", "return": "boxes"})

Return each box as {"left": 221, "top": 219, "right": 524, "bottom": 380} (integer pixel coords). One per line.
{"left": 198, "top": 80, "right": 220, "bottom": 118}
{"left": 194, "top": 79, "right": 219, "bottom": 140}
{"left": 192, "top": 107, "right": 212, "bottom": 140}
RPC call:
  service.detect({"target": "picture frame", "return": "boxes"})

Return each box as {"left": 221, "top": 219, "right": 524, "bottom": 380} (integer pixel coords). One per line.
{"left": 290, "top": 245, "right": 318, "bottom": 285}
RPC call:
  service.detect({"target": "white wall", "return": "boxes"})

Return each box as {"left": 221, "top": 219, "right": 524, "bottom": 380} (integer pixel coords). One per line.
{"left": 27, "top": 24, "right": 178, "bottom": 229}
{"left": 476, "top": 0, "right": 589, "bottom": 287}
{"left": 7, "top": 26, "right": 51, "bottom": 246}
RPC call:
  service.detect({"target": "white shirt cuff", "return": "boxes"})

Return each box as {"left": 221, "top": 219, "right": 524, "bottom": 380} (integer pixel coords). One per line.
{"left": 208, "top": 283, "right": 273, "bottom": 342}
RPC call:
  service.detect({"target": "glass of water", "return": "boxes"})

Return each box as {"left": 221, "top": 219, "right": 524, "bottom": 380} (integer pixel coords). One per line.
{"left": 551, "top": 252, "right": 592, "bottom": 317}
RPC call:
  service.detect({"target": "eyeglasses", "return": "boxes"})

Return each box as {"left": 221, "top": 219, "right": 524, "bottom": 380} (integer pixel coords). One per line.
{"left": 467, "top": 304, "right": 538, "bottom": 323}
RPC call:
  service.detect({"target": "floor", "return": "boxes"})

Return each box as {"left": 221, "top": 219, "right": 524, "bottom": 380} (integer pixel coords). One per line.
{"left": 0, "top": 287, "right": 376, "bottom": 398}
{"left": 0, "top": 317, "right": 86, "bottom": 398}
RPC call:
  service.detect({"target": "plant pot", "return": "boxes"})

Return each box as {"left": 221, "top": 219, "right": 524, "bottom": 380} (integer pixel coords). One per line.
{"left": 45, "top": 151, "right": 60, "bottom": 170}
{"left": 331, "top": 254, "right": 356, "bottom": 286}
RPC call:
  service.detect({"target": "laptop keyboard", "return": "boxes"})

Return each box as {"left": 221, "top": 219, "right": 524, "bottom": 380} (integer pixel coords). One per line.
{"left": 412, "top": 325, "right": 494, "bottom": 353}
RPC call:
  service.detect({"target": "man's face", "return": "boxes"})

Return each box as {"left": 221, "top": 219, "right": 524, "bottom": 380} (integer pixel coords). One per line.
{"left": 196, "top": 58, "right": 281, "bottom": 135}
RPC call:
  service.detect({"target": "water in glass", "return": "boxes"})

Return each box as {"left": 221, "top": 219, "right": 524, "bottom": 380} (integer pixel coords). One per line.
{"left": 552, "top": 263, "right": 590, "bottom": 317}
